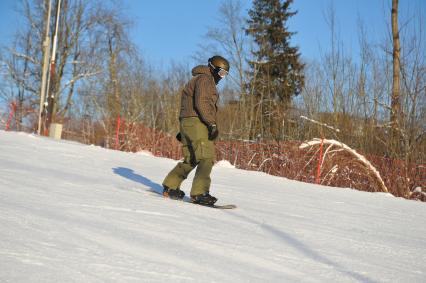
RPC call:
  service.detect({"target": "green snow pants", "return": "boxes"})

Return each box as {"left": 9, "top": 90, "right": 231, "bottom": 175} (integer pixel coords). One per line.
{"left": 162, "top": 117, "right": 215, "bottom": 196}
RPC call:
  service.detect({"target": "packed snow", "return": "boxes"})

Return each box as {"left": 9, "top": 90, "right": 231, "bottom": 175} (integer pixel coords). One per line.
{"left": 0, "top": 131, "right": 425, "bottom": 282}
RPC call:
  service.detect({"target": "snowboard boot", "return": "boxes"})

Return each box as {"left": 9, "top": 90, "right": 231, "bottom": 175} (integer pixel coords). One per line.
{"left": 163, "top": 186, "right": 185, "bottom": 200}
{"left": 190, "top": 192, "right": 217, "bottom": 206}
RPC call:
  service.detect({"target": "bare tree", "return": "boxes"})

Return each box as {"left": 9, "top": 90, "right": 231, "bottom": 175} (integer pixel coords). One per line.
{"left": 1, "top": 0, "right": 129, "bottom": 132}
{"left": 195, "top": 0, "right": 252, "bottom": 140}
{"left": 390, "top": 0, "right": 402, "bottom": 155}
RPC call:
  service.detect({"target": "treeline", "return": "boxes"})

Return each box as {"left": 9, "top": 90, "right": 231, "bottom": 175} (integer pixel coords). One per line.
{"left": 0, "top": 0, "right": 425, "bottom": 165}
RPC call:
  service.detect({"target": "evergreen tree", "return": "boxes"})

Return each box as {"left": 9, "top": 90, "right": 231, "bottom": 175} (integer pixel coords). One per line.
{"left": 245, "top": 0, "right": 304, "bottom": 140}
{"left": 246, "top": 0, "right": 304, "bottom": 104}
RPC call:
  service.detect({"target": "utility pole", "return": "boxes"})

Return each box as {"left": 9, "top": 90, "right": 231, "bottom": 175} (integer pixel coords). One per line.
{"left": 37, "top": 0, "right": 52, "bottom": 135}
{"left": 45, "top": 0, "right": 62, "bottom": 130}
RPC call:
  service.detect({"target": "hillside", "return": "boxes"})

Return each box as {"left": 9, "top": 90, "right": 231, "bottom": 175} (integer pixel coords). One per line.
{"left": 0, "top": 131, "right": 425, "bottom": 282}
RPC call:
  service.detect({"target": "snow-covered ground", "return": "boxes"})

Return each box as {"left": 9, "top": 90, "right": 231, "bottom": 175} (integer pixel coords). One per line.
{"left": 0, "top": 131, "right": 425, "bottom": 283}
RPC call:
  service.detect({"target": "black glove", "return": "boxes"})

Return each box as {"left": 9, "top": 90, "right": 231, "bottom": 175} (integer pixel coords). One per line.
{"left": 176, "top": 132, "right": 182, "bottom": 142}
{"left": 208, "top": 124, "right": 219, "bottom": 140}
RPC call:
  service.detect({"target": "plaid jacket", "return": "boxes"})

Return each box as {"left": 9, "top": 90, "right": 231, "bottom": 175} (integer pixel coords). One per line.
{"left": 179, "top": 65, "right": 218, "bottom": 126}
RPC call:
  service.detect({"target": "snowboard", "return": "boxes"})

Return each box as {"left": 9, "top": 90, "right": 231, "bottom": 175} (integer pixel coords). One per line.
{"left": 168, "top": 196, "right": 236, "bottom": 209}
{"left": 194, "top": 203, "right": 237, "bottom": 209}
{"left": 181, "top": 197, "right": 236, "bottom": 209}
{"left": 149, "top": 189, "right": 237, "bottom": 209}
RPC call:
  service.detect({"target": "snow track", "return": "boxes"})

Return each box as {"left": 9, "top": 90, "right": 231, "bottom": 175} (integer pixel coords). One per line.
{"left": 0, "top": 131, "right": 425, "bottom": 282}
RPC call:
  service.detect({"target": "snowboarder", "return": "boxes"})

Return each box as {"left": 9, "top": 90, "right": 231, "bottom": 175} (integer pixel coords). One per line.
{"left": 162, "top": 55, "right": 230, "bottom": 206}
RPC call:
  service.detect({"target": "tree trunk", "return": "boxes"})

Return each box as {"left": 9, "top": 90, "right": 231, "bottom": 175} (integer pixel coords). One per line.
{"left": 390, "top": 0, "right": 401, "bottom": 155}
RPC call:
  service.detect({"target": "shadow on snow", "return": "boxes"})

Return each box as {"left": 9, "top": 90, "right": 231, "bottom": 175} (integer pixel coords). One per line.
{"left": 112, "top": 167, "right": 163, "bottom": 195}
{"left": 113, "top": 167, "right": 376, "bottom": 282}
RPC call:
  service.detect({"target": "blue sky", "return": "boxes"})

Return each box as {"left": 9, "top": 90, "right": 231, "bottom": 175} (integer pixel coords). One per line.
{"left": 1, "top": 0, "right": 425, "bottom": 69}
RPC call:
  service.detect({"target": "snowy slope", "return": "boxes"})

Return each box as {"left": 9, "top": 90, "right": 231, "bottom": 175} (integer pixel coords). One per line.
{"left": 0, "top": 131, "right": 425, "bottom": 283}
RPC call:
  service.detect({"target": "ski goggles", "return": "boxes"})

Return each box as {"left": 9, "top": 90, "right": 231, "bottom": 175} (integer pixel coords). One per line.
{"left": 209, "top": 62, "right": 229, "bottom": 78}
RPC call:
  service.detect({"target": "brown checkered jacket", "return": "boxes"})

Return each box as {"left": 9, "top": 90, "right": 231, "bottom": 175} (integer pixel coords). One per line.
{"left": 179, "top": 65, "right": 218, "bottom": 126}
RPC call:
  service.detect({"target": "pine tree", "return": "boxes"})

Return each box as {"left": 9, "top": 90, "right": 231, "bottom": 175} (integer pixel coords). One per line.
{"left": 246, "top": 0, "right": 304, "bottom": 140}
{"left": 246, "top": 0, "right": 304, "bottom": 103}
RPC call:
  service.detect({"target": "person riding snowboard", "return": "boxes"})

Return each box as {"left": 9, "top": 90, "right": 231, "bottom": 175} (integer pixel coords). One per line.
{"left": 162, "top": 55, "right": 230, "bottom": 205}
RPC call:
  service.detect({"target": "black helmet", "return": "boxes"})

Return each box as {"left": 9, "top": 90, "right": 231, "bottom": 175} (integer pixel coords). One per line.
{"left": 208, "top": 55, "right": 230, "bottom": 78}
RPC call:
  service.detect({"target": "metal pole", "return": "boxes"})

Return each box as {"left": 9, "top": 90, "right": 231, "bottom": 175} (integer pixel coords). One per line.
{"left": 51, "top": 0, "right": 62, "bottom": 64}
{"left": 37, "top": 0, "right": 52, "bottom": 135}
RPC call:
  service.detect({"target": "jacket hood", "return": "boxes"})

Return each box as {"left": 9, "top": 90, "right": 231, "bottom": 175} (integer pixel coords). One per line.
{"left": 191, "top": 65, "right": 211, "bottom": 76}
